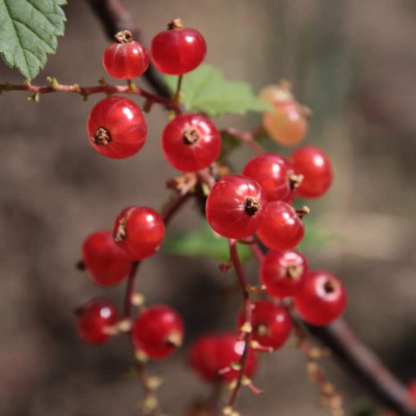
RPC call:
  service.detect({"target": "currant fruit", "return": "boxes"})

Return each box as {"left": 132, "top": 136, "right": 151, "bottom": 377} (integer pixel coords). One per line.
{"left": 260, "top": 250, "right": 308, "bottom": 298}
{"left": 151, "top": 19, "right": 206, "bottom": 75}
{"left": 76, "top": 299, "right": 118, "bottom": 345}
{"left": 258, "top": 80, "right": 294, "bottom": 106}
{"left": 290, "top": 145, "right": 333, "bottom": 199}
{"left": 82, "top": 230, "right": 133, "bottom": 287}
{"left": 257, "top": 201, "right": 308, "bottom": 250}
{"left": 87, "top": 97, "right": 147, "bottom": 159}
{"left": 294, "top": 270, "right": 347, "bottom": 326}
{"left": 162, "top": 113, "right": 221, "bottom": 172}
{"left": 206, "top": 174, "right": 267, "bottom": 239}
{"left": 131, "top": 305, "right": 184, "bottom": 359}
{"left": 103, "top": 30, "right": 149, "bottom": 80}
{"left": 237, "top": 300, "right": 292, "bottom": 351}
{"left": 113, "top": 206, "right": 165, "bottom": 260}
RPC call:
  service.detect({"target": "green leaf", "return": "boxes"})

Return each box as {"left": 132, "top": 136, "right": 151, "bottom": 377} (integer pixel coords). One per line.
{"left": 0, "top": 0, "right": 66, "bottom": 80}
{"left": 163, "top": 64, "right": 272, "bottom": 117}
{"left": 163, "top": 222, "right": 253, "bottom": 262}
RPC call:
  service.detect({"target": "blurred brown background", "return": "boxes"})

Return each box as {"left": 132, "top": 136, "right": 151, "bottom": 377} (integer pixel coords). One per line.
{"left": 1, "top": 0, "right": 416, "bottom": 415}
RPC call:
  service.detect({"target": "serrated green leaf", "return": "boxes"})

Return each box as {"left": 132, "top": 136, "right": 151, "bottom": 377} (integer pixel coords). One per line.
{"left": 0, "top": 0, "right": 66, "bottom": 80}
{"left": 163, "top": 64, "right": 272, "bottom": 117}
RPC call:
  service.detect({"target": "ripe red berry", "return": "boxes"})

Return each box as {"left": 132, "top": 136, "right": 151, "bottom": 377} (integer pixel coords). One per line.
{"left": 113, "top": 206, "right": 165, "bottom": 260}
{"left": 151, "top": 19, "right": 206, "bottom": 75}
{"left": 257, "top": 201, "right": 308, "bottom": 250}
{"left": 82, "top": 230, "right": 133, "bottom": 287}
{"left": 87, "top": 97, "right": 147, "bottom": 159}
{"left": 76, "top": 299, "right": 118, "bottom": 345}
{"left": 131, "top": 305, "right": 184, "bottom": 359}
{"left": 237, "top": 300, "right": 292, "bottom": 351}
{"left": 162, "top": 113, "right": 221, "bottom": 172}
{"left": 206, "top": 174, "right": 267, "bottom": 239}
{"left": 260, "top": 250, "right": 308, "bottom": 298}
{"left": 290, "top": 145, "right": 333, "bottom": 199}
{"left": 188, "top": 333, "right": 257, "bottom": 383}
{"left": 103, "top": 30, "right": 149, "bottom": 80}
{"left": 242, "top": 153, "right": 302, "bottom": 203}
{"left": 407, "top": 380, "right": 416, "bottom": 405}
{"left": 294, "top": 270, "right": 347, "bottom": 326}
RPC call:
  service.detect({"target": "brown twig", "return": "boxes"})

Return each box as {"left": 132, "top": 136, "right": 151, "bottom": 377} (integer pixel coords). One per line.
{"left": 222, "top": 128, "right": 265, "bottom": 155}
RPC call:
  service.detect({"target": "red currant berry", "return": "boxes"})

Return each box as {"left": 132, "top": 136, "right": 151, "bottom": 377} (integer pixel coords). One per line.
{"left": 260, "top": 250, "right": 308, "bottom": 298}
{"left": 206, "top": 175, "right": 267, "bottom": 239}
{"left": 408, "top": 380, "right": 416, "bottom": 405}
{"left": 76, "top": 299, "right": 118, "bottom": 345}
{"left": 258, "top": 80, "right": 294, "bottom": 106}
{"left": 113, "top": 206, "right": 165, "bottom": 260}
{"left": 87, "top": 97, "right": 147, "bottom": 159}
{"left": 294, "top": 270, "right": 347, "bottom": 326}
{"left": 162, "top": 113, "right": 221, "bottom": 172}
{"left": 237, "top": 300, "right": 292, "bottom": 351}
{"left": 242, "top": 153, "right": 302, "bottom": 203}
{"left": 290, "top": 145, "right": 333, "bottom": 199}
{"left": 257, "top": 201, "right": 308, "bottom": 250}
{"left": 151, "top": 19, "right": 206, "bottom": 75}
{"left": 82, "top": 230, "right": 133, "bottom": 287}
{"left": 103, "top": 30, "right": 149, "bottom": 80}
{"left": 131, "top": 305, "right": 184, "bottom": 359}
{"left": 188, "top": 333, "right": 257, "bottom": 383}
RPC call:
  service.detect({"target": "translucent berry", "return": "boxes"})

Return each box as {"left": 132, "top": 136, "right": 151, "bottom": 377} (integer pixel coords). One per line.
{"left": 258, "top": 80, "right": 294, "bottom": 106}
{"left": 103, "top": 30, "right": 149, "bottom": 79}
{"left": 206, "top": 174, "right": 267, "bottom": 239}
{"left": 257, "top": 201, "right": 308, "bottom": 250}
{"left": 290, "top": 145, "right": 333, "bottom": 199}
{"left": 237, "top": 300, "right": 292, "bottom": 351}
{"left": 260, "top": 249, "right": 308, "bottom": 298}
{"left": 82, "top": 230, "right": 133, "bottom": 287}
{"left": 87, "top": 97, "right": 147, "bottom": 159}
{"left": 295, "top": 270, "right": 347, "bottom": 326}
{"left": 188, "top": 333, "right": 257, "bottom": 383}
{"left": 242, "top": 153, "right": 302, "bottom": 203}
{"left": 113, "top": 206, "right": 165, "bottom": 260}
{"left": 131, "top": 305, "right": 184, "bottom": 359}
{"left": 151, "top": 19, "right": 206, "bottom": 75}
{"left": 76, "top": 299, "right": 118, "bottom": 345}
{"left": 162, "top": 113, "right": 221, "bottom": 172}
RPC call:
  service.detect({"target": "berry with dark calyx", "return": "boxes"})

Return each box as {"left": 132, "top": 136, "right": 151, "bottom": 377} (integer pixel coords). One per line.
{"left": 131, "top": 305, "right": 185, "bottom": 359}
{"left": 237, "top": 300, "right": 292, "bottom": 351}
{"left": 162, "top": 113, "right": 221, "bottom": 172}
{"left": 113, "top": 206, "right": 165, "bottom": 260}
{"left": 257, "top": 201, "right": 309, "bottom": 250}
{"left": 82, "top": 230, "right": 133, "bottom": 287}
{"left": 151, "top": 19, "right": 206, "bottom": 75}
{"left": 242, "top": 153, "right": 302, "bottom": 203}
{"left": 87, "top": 97, "right": 147, "bottom": 159}
{"left": 258, "top": 80, "right": 294, "bottom": 106}
{"left": 76, "top": 299, "right": 118, "bottom": 345}
{"left": 103, "top": 30, "right": 149, "bottom": 79}
{"left": 294, "top": 270, "right": 347, "bottom": 326}
{"left": 260, "top": 249, "right": 308, "bottom": 298}
{"left": 290, "top": 145, "right": 334, "bottom": 199}
{"left": 188, "top": 333, "right": 257, "bottom": 383}
{"left": 206, "top": 174, "right": 267, "bottom": 239}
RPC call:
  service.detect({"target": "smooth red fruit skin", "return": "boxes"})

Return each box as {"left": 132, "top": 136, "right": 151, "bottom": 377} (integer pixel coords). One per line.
{"left": 82, "top": 231, "right": 133, "bottom": 287}
{"left": 290, "top": 145, "right": 333, "bottom": 199}
{"left": 151, "top": 27, "right": 206, "bottom": 75}
{"left": 188, "top": 333, "right": 257, "bottom": 383}
{"left": 242, "top": 153, "right": 297, "bottom": 203}
{"left": 103, "top": 41, "right": 149, "bottom": 79}
{"left": 237, "top": 300, "right": 292, "bottom": 351}
{"left": 260, "top": 250, "right": 308, "bottom": 298}
{"left": 87, "top": 97, "right": 147, "bottom": 159}
{"left": 206, "top": 175, "right": 267, "bottom": 239}
{"left": 162, "top": 113, "right": 221, "bottom": 172}
{"left": 294, "top": 270, "right": 347, "bottom": 326}
{"left": 257, "top": 201, "right": 305, "bottom": 250}
{"left": 131, "top": 305, "right": 184, "bottom": 359}
{"left": 408, "top": 380, "right": 416, "bottom": 405}
{"left": 77, "top": 299, "right": 118, "bottom": 345}
{"left": 113, "top": 206, "right": 165, "bottom": 260}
